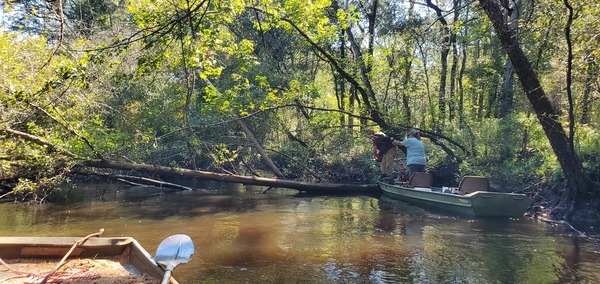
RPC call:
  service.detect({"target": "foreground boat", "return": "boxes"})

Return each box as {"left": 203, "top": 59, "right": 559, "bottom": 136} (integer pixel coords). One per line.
{"left": 0, "top": 235, "right": 181, "bottom": 283}
{"left": 379, "top": 174, "right": 533, "bottom": 217}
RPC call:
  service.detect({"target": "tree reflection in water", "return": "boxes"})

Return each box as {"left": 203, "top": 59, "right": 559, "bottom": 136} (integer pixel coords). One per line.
{"left": 0, "top": 182, "right": 599, "bottom": 283}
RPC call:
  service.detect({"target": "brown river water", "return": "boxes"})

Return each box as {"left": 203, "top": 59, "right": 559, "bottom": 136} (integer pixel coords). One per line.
{"left": 1, "top": 182, "right": 599, "bottom": 283}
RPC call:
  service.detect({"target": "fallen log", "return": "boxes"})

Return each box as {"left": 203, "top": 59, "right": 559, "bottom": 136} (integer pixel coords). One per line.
{"left": 81, "top": 160, "right": 381, "bottom": 194}
{"left": 75, "top": 171, "right": 196, "bottom": 191}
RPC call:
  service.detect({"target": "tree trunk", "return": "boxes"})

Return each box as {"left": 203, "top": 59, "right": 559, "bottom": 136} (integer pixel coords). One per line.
{"left": 403, "top": 2, "right": 416, "bottom": 124}
{"left": 236, "top": 120, "right": 286, "bottom": 178}
{"left": 498, "top": 0, "right": 519, "bottom": 118}
{"left": 426, "top": 0, "right": 450, "bottom": 126}
{"left": 337, "top": 25, "right": 347, "bottom": 127}
{"left": 81, "top": 160, "right": 380, "bottom": 193}
{"left": 458, "top": 3, "right": 470, "bottom": 127}
{"left": 401, "top": 54, "right": 413, "bottom": 123}
{"left": 580, "top": 52, "right": 596, "bottom": 124}
{"left": 203, "top": 72, "right": 285, "bottom": 178}
{"left": 499, "top": 58, "right": 515, "bottom": 118}
{"left": 478, "top": 0, "right": 596, "bottom": 203}
{"left": 448, "top": 0, "right": 461, "bottom": 122}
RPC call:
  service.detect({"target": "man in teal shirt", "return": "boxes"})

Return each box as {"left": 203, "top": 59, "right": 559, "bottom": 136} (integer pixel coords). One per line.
{"left": 392, "top": 129, "right": 427, "bottom": 179}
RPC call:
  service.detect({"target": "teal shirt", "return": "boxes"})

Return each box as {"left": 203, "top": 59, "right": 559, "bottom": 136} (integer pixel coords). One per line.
{"left": 403, "top": 137, "right": 427, "bottom": 165}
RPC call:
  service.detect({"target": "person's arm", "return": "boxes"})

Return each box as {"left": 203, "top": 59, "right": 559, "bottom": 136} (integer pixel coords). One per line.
{"left": 391, "top": 137, "right": 404, "bottom": 147}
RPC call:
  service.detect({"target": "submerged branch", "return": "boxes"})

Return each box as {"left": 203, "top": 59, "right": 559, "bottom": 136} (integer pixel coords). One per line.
{"left": 73, "top": 171, "right": 196, "bottom": 191}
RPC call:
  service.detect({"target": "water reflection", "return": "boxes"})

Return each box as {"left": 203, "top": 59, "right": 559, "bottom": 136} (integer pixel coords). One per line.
{"left": 0, "top": 182, "right": 599, "bottom": 283}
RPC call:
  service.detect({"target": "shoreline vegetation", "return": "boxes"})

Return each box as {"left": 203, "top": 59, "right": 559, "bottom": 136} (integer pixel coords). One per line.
{"left": 2, "top": 158, "right": 596, "bottom": 235}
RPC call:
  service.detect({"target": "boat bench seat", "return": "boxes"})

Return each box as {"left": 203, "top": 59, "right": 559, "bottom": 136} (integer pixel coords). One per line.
{"left": 458, "top": 176, "right": 490, "bottom": 194}
{"left": 408, "top": 172, "right": 433, "bottom": 188}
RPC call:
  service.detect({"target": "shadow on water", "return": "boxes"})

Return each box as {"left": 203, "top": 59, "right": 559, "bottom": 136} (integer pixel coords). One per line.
{"left": 1, "top": 182, "right": 600, "bottom": 283}
{"left": 46, "top": 182, "right": 288, "bottom": 221}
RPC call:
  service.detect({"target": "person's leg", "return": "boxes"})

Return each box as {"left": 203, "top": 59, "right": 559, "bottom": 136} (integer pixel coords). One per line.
{"left": 407, "top": 164, "right": 425, "bottom": 179}
{"left": 415, "top": 164, "right": 425, "bottom": 173}
{"left": 381, "top": 148, "right": 396, "bottom": 175}
{"left": 407, "top": 165, "right": 414, "bottom": 180}
{"left": 379, "top": 158, "right": 387, "bottom": 176}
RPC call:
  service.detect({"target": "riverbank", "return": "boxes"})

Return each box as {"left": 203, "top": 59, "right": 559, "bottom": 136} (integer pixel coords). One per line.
{"left": 525, "top": 181, "right": 600, "bottom": 235}
{"left": 2, "top": 170, "right": 599, "bottom": 236}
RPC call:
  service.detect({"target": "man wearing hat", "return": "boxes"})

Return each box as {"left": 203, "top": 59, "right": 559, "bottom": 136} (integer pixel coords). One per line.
{"left": 366, "top": 129, "right": 396, "bottom": 181}
{"left": 392, "top": 129, "right": 427, "bottom": 179}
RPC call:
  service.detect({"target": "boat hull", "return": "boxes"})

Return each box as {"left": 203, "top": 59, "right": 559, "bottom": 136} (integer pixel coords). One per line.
{"left": 379, "top": 182, "right": 532, "bottom": 217}
{"left": 0, "top": 236, "right": 178, "bottom": 283}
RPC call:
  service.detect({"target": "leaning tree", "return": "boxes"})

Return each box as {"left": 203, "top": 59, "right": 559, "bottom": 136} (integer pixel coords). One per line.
{"left": 478, "top": 0, "right": 598, "bottom": 216}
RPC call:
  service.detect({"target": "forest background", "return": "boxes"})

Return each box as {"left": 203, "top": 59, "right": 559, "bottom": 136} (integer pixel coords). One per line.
{"left": 1, "top": 0, "right": 599, "bottom": 232}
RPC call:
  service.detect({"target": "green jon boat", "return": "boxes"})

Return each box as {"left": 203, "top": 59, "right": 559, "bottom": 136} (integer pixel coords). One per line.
{"left": 379, "top": 173, "right": 533, "bottom": 217}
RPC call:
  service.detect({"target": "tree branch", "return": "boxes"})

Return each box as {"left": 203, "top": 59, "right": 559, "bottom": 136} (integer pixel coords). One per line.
{"left": 246, "top": 6, "right": 389, "bottom": 128}
{"left": 1, "top": 128, "right": 77, "bottom": 158}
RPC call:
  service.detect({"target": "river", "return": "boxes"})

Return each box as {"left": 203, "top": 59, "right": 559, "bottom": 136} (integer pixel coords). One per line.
{"left": 1, "top": 182, "right": 599, "bottom": 283}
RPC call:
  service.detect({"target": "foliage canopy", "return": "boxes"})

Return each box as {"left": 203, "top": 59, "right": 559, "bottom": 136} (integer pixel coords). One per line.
{"left": 1, "top": 0, "right": 599, "bottom": 211}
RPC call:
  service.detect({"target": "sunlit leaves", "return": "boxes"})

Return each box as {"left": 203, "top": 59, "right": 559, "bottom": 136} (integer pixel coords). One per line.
{"left": 0, "top": 32, "right": 52, "bottom": 98}
{"left": 335, "top": 5, "right": 359, "bottom": 30}
{"left": 2, "top": 0, "right": 600, "bottom": 193}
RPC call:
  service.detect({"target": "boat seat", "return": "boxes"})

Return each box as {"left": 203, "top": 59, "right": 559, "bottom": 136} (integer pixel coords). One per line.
{"left": 408, "top": 172, "right": 433, "bottom": 187}
{"left": 458, "top": 176, "right": 490, "bottom": 194}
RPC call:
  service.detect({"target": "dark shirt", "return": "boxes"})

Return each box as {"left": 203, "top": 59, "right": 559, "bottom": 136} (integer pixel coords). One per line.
{"left": 372, "top": 134, "right": 393, "bottom": 155}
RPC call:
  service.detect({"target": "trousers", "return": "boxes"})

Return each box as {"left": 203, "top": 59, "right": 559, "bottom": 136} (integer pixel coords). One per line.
{"left": 380, "top": 148, "right": 396, "bottom": 175}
